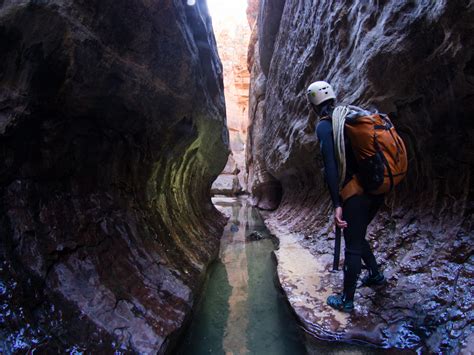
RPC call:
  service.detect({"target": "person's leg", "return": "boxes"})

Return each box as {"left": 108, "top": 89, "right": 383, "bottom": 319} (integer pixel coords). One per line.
{"left": 367, "top": 193, "right": 384, "bottom": 223}
{"left": 360, "top": 194, "right": 387, "bottom": 285}
{"left": 327, "top": 193, "right": 371, "bottom": 311}
{"left": 341, "top": 194, "right": 371, "bottom": 301}
{"left": 360, "top": 194, "right": 384, "bottom": 271}
{"left": 361, "top": 239, "right": 378, "bottom": 275}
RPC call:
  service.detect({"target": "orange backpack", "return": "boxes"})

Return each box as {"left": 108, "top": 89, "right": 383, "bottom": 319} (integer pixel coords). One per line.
{"left": 343, "top": 113, "right": 408, "bottom": 196}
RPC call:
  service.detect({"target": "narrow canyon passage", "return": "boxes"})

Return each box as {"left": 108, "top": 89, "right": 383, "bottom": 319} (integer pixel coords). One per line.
{"left": 209, "top": 0, "right": 251, "bottom": 196}
{"left": 0, "top": 0, "right": 472, "bottom": 354}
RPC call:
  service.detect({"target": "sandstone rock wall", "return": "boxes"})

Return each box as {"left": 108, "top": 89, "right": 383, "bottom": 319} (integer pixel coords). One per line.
{"left": 0, "top": 0, "right": 228, "bottom": 352}
{"left": 246, "top": 0, "right": 285, "bottom": 210}
{"left": 247, "top": 0, "right": 473, "bottom": 352}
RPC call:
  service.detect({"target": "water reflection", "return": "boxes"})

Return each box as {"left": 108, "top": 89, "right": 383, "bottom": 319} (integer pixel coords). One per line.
{"left": 221, "top": 201, "right": 249, "bottom": 353}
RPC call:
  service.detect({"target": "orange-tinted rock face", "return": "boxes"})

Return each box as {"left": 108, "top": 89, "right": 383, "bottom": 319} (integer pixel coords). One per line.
{"left": 211, "top": 7, "right": 252, "bottom": 194}
{"left": 246, "top": 0, "right": 259, "bottom": 28}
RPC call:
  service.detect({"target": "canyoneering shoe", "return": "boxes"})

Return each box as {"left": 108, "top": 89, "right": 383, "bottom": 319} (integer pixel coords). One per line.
{"left": 326, "top": 294, "right": 354, "bottom": 313}
{"left": 360, "top": 272, "right": 386, "bottom": 287}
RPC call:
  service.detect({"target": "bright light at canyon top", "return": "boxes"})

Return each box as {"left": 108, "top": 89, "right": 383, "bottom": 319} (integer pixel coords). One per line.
{"left": 186, "top": 0, "right": 247, "bottom": 22}
{"left": 207, "top": 0, "right": 247, "bottom": 19}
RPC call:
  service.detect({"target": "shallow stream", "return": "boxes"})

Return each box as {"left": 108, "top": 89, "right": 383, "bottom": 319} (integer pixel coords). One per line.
{"left": 177, "top": 196, "right": 306, "bottom": 354}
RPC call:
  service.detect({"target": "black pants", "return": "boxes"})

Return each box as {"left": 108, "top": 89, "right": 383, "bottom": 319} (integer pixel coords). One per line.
{"left": 342, "top": 193, "right": 384, "bottom": 301}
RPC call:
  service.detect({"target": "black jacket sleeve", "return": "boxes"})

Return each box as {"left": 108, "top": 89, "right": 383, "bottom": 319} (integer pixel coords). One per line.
{"left": 316, "top": 120, "right": 341, "bottom": 208}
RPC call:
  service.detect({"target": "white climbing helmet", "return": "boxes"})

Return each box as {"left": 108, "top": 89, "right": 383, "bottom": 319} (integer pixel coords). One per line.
{"left": 307, "top": 81, "right": 336, "bottom": 106}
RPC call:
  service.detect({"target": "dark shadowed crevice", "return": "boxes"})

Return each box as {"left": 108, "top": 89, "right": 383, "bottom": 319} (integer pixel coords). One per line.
{"left": 251, "top": 172, "right": 282, "bottom": 211}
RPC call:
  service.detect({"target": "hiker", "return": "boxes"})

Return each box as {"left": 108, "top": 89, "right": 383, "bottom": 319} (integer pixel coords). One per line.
{"left": 307, "top": 81, "right": 407, "bottom": 312}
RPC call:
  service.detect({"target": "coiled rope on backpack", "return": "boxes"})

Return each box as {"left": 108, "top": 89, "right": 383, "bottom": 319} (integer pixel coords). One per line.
{"left": 332, "top": 106, "right": 350, "bottom": 188}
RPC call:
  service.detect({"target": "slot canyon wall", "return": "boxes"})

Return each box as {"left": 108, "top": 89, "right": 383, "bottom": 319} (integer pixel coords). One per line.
{"left": 247, "top": 0, "right": 473, "bottom": 353}
{"left": 0, "top": 0, "right": 228, "bottom": 353}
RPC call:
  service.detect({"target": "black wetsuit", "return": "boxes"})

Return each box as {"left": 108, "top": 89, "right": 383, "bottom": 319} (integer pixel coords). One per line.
{"left": 316, "top": 111, "right": 384, "bottom": 301}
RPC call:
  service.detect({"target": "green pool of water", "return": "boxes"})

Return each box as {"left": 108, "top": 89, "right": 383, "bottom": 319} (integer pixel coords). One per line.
{"left": 177, "top": 196, "right": 306, "bottom": 354}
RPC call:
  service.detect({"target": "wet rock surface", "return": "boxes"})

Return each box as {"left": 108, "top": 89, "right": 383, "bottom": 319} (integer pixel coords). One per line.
{"left": 0, "top": 0, "right": 228, "bottom": 352}
{"left": 248, "top": 0, "right": 474, "bottom": 353}
{"left": 268, "top": 215, "right": 473, "bottom": 353}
